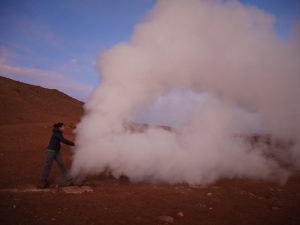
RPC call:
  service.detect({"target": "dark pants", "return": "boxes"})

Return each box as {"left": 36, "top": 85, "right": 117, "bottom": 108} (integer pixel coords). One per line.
{"left": 41, "top": 151, "right": 71, "bottom": 184}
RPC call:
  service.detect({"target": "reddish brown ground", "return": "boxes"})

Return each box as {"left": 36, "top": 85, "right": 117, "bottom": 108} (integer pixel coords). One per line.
{"left": 0, "top": 76, "right": 299, "bottom": 225}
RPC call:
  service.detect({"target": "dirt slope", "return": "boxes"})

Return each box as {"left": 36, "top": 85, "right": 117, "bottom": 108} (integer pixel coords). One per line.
{"left": 0, "top": 76, "right": 83, "bottom": 125}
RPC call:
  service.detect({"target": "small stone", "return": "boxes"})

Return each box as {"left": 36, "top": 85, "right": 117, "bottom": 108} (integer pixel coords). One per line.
{"left": 209, "top": 207, "right": 213, "bottom": 210}
{"left": 51, "top": 218, "right": 56, "bottom": 221}
{"left": 207, "top": 192, "right": 213, "bottom": 196}
{"left": 62, "top": 186, "right": 93, "bottom": 194}
{"left": 13, "top": 205, "right": 16, "bottom": 209}
{"left": 158, "top": 215, "right": 174, "bottom": 223}
{"left": 248, "top": 192, "right": 256, "bottom": 198}
{"left": 177, "top": 211, "right": 184, "bottom": 217}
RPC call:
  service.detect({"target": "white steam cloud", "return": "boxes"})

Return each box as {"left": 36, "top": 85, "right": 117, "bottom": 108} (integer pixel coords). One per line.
{"left": 71, "top": 0, "right": 300, "bottom": 185}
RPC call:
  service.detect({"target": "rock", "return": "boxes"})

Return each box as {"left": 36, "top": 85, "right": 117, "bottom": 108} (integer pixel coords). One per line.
{"left": 177, "top": 211, "right": 184, "bottom": 217}
{"left": 2, "top": 187, "right": 57, "bottom": 193}
{"left": 158, "top": 215, "right": 174, "bottom": 223}
{"left": 248, "top": 192, "right": 256, "bottom": 198}
{"left": 62, "top": 186, "right": 93, "bottom": 194}
{"left": 207, "top": 192, "right": 213, "bottom": 196}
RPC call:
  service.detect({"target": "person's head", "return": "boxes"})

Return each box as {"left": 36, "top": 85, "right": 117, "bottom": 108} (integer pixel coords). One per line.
{"left": 53, "top": 122, "right": 64, "bottom": 132}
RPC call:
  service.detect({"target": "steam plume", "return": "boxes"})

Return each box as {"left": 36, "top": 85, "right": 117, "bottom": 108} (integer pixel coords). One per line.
{"left": 71, "top": 0, "right": 300, "bottom": 185}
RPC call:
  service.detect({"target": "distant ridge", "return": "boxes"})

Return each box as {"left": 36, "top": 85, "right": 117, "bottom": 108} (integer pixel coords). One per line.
{"left": 0, "top": 76, "right": 83, "bottom": 125}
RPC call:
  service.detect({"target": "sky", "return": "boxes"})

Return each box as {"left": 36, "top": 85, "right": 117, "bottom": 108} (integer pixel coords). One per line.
{"left": 0, "top": 0, "right": 299, "bottom": 101}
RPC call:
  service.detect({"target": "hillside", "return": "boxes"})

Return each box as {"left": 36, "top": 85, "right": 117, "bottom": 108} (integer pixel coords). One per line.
{"left": 0, "top": 76, "right": 83, "bottom": 125}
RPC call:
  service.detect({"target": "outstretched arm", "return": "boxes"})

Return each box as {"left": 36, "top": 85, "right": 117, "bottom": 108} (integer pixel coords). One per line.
{"left": 55, "top": 133, "right": 75, "bottom": 146}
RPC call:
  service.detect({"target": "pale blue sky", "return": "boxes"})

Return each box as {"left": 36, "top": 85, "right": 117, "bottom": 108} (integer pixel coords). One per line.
{"left": 0, "top": 0, "right": 299, "bottom": 100}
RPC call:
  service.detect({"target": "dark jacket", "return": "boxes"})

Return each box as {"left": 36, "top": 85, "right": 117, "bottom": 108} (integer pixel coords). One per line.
{"left": 47, "top": 127, "right": 74, "bottom": 152}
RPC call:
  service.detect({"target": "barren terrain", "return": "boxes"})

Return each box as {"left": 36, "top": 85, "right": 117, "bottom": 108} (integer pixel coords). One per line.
{"left": 0, "top": 76, "right": 299, "bottom": 225}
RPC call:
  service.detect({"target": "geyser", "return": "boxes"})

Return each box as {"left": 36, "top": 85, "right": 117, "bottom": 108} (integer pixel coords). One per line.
{"left": 71, "top": 0, "right": 300, "bottom": 185}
